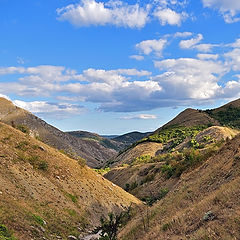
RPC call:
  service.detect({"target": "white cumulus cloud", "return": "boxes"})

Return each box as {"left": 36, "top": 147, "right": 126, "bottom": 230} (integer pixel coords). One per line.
{"left": 197, "top": 53, "right": 219, "bottom": 60}
{"left": 57, "top": 0, "right": 150, "bottom": 28}
{"left": 224, "top": 48, "right": 240, "bottom": 71}
{"left": 13, "top": 100, "right": 85, "bottom": 118}
{"left": 154, "top": 58, "right": 228, "bottom": 100}
{"left": 129, "top": 55, "right": 144, "bottom": 61}
{"left": 153, "top": 8, "right": 187, "bottom": 26}
{"left": 179, "top": 34, "right": 203, "bottom": 49}
{"left": 136, "top": 38, "right": 167, "bottom": 56}
{"left": 202, "top": 0, "right": 240, "bottom": 23}
{"left": 179, "top": 34, "right": 217, "bottom": 52}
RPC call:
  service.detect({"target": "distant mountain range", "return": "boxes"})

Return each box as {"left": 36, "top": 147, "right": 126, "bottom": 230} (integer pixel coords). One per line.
{"left": 0, "top": 97, "right": 150, "bottom": 168}
{"left": 67, "top": 130, "right": 151, "bottom": 153}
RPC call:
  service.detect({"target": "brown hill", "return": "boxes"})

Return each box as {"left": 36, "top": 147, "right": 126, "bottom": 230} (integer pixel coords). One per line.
{"left": 111, "top": 142, "right": 163, "bottom": 166}
{"left": 118, "top": 133, "right": 240, "bottom": 240}
{"left": 213, "top": 98, "right": 240, "bottom": 112}
{"left": 0, "top": 121, "right": 140, "bottom": 240}
{"left": 67, "top": 130, "right": 124, "bottom": 152}
{"left": 112, "top": 131, "right": 151, "bottom": 147}
{"left": 105, "top": 126, "right": 239, "bottom": 201}
{"left": 113, "top": 99, "right": 240, "bottom": 167}
{"left": 158, "top": 108, "right": 219, "bottom": 130}
{"left": 0, "top": 97, "right": 117, "bottom": 168}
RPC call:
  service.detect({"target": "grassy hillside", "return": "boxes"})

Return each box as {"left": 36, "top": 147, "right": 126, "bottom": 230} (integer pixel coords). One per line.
{"left": 118, "top": 134, "right": 240, "bottom": 239}
{"left": 205, "top": 102, "right": 240, "bottom": 129}
{"left": 0, "top": 97, "right": 117, "bottom": 168}
{"left": 156, "top": 108, "right": 219, "bottom": 130}
{"left": 113, "top": 99, "right": 240, "bottom": 167}
{"left": 0, "top": 122, "right": 140, "bottom": 240}
{"left": 105, "top": 126, "right": 239, "bottom": 202}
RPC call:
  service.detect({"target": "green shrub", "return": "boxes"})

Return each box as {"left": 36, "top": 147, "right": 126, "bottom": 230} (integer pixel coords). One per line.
{"left": 162, "top": 223, "right": 171, "bottom": 231}
{"left": 32, "top": 214, "right": 45, "bottom": 226}
{"left": 125, "top": 183, "right": 130, "bottom": 192}
{"left": 140, "top": 174, "right": 155, "bottom": 185}
{"left": 161, "top": 164, "right": 174, "bottom": 179}
{"left": 131, "top": 155, "right": 152, "bottom": 165}
{"left": 142, "top": 188, "right": 169, "bottom": 206}
{"left": 38, "top": 160, "right": 48, "bottom": 171}
{"left": 66, "top": 193, "right": 78, "bottom": 203}
{"left": 77, "top": 157, "right": 86, "bottom": 167}
{"left": 124, "top": 182, "right": 138, "bottom": 191}
{"left": 0, "top": 225, "right": 11, "bottom": 238}
{"left": 15, "top": 141, "right": 29, "bottom": 151}
{"left": 95, "top": 208, "right": 132, "bottom": 240}
{"left": 94, "top": 167, "right": 111, "bottom": 175}
{"left": 17, "top": 154, "right": 48, "bottom": 171}
{"left": 129, "top": 181, "right": 138, "bottom": 191}
{"left": 16, "top": 125, "right": 30, "bottom": 134}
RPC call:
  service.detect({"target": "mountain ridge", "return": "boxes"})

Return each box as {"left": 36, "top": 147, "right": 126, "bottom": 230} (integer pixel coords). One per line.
{"left": 0, "top": 97, "right": 117, "bottom": 168}
{"left": 112, "top": 98, "right": 240, "bottom": 166}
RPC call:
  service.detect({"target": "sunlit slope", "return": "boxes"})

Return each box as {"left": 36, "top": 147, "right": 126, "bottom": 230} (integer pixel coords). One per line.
{"left": 0, "top": 122, "right": 140, "bottom": 240}
{"left": 0, "top": 97, "right": 117, "bottom": 168}
{"left": 119, "top": 134, "right": 240, "bottom": 240}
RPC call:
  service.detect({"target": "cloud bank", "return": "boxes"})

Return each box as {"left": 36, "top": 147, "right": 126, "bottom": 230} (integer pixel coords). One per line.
{"left": 1, "top": 36, "right": 240, "bottom": 115}
{"left": 57, "top": 0, "right": 188, "bottom": 28}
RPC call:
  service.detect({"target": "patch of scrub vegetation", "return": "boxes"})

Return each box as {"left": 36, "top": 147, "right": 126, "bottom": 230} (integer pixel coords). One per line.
{"left": 15, "top": 125, "right": 30, "bottom": 134}
{"left": 66, "top": 193, "right": 78, "bottom": 203}
{"left": 32, "top": 214, "right": 45, "bottom": 226}
{"left": 141, "top": 188, "right": 169, "bottom": 206}
{"left": 205, "top": 106, "right": 240, "bottom": 129}
{"left": 125, "top": 182, "right": 138, "bottom": 192}
{"left": 159, "top": 146, "right": 220, "bottom": 178}
{"left": 123, "top": 125, "right": 209, "bottom": 155}
{"left": 131, "top": 155, "right": 151, "bottom": 165}
{"left": 17, "top": 154, "right": 48, "bottom": 171}
{"left": 94, "top": 207, "right": 132, "bottom": 240}
{"left": 94, "top": 167, "right": 111, "bottom": 175}
{"left": 0, "top": 224, "right": 17, "bottom": 240}
{"left": 15, "top": 141, "right": 29, "bottom": 151}
{"left": 1, "top": 135, "right": 13, "bottom": 144}
{"left": 140, "top": 125, "right": 207, "bottom": 144}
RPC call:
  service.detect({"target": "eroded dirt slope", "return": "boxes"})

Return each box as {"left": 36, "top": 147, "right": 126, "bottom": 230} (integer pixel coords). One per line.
{"left": 0, "top": 122, "right": 140, "bottom": 240}
{"left": 0, "top": 97, "right": 117, "bottom": 167}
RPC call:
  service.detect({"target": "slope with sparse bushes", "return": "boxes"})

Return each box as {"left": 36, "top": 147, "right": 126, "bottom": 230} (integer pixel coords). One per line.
{"left": 0, "top": 122, "right": 140, "bottom": 240}
{"left": 118, "top": 134, "right": 240, "bottom": 239}
{"left": 0, "top": 97, "right": 117, "bottom": 168}
{"left": 105, "top": 126, "right": 238, "bottom": 202}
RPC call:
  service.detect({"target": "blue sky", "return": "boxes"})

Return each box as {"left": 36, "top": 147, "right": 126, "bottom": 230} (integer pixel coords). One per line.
{"left": 0, "top": 0, "right": 240, "bottom": 134}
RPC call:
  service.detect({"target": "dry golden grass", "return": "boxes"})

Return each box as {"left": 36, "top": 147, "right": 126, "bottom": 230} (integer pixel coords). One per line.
{"left": 157, "top": 108, "right": 219, "bottom": 131}
{"left": 0, "top": 97, "right": 117, "bottom": 168}
{"left": 114, "top": 142, "right": 163, "bottom": 166}
{"left": 0, "top": 122, "right": 140, "bottom": 240}
{"left": 118, "top": 134, "right": 240, "bottom": 240}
